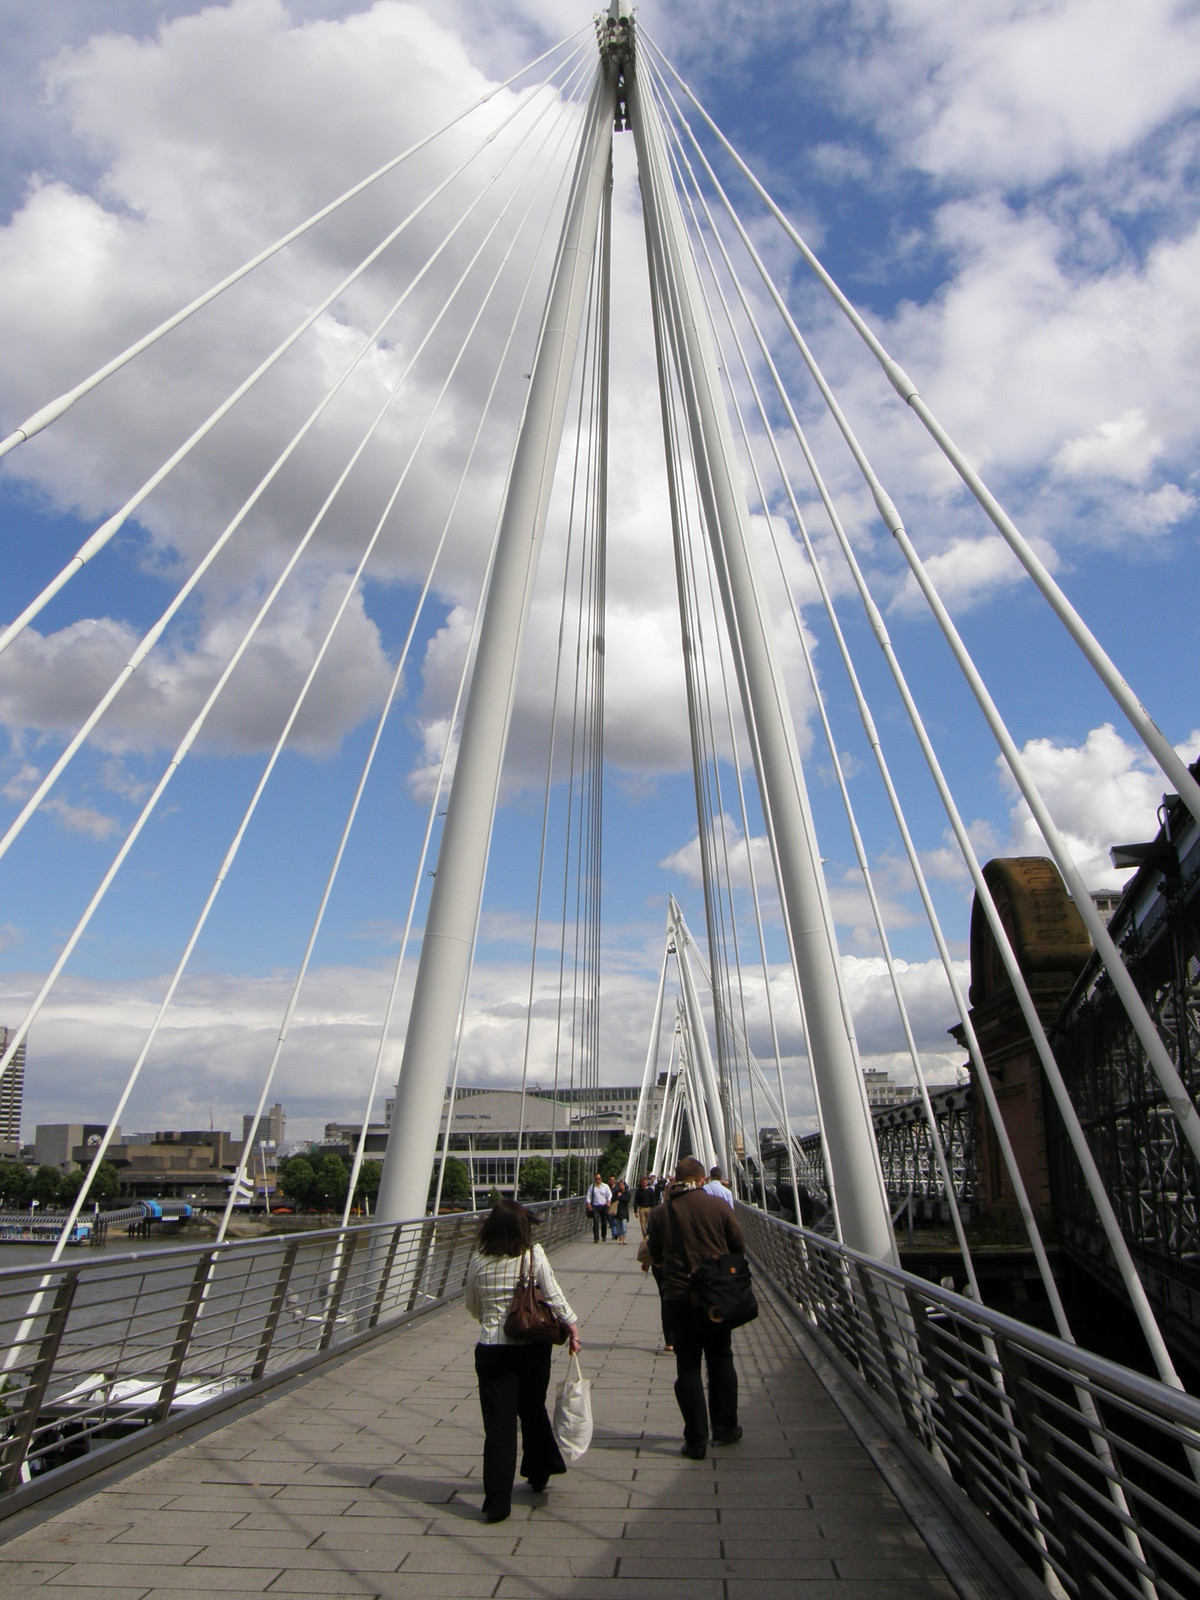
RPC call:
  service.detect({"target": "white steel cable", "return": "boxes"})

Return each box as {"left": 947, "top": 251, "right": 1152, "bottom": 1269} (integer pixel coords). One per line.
{"left": 642, "top": 31, "right": 1200, "bottom": 838}
{"left": 643, "top": 220, "right": 782, "bottom": 1210}
{"left": 656, "top": 75, "right": 1200, "bottom": 1188}
{"left": 671, "top": 136, "right": 983, "bottom": 1298}
{"left": 343, "top": 103, "right": 603, "bottom": 1224}
{"left": 512, "top": 224, "right": 605, "bottom": 1195}
{"left": 0, "top": 85, "right": 584, "bottom": 1099}
{"left": 690, "top": 311, "right": 1159, "bottom": 1576}
{"left": 676, "top": 228, "right": 1190, "bottom": 1401}
{"left": 0, "top": 70, "right": 585, "bottom": 873}
{"left": 656, "top": 90, "right": 1071, "bottom": 1321}
{"left": 645, "top": 95, "right": 1187, "bottom": 1550}
{"left": 642, "top": 153, "right": 845, "bottom": 1238}
{"left": 0, "top": 60, "right": 588, "bottom": 664}
{"left": 625, "top": 942, "right": 671, "bottom": 1181}
{"left": 0, "top": 28, "right": 589, "bottom": 462}
{"left": 645, "top": 61, "right": 1200, "bottom": 1362}
{"left": 680, "top": 337, "right": 799, "bottom": 1215}
{"left": 208, "top": 114, "right": 582, "bottom": 1244}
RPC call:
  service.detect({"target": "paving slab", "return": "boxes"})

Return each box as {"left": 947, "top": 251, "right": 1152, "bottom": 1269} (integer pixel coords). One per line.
{"left": 0, "top": 1235, "right": 998, "bottom": 1598}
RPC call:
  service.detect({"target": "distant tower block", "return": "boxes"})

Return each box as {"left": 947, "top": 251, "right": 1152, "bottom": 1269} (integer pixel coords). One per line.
{"left": 243, "top": 1101, "right": 285, "bottom": 1149}
{"left": 0, "top": 1027, "right": 25, "bottom": 1157}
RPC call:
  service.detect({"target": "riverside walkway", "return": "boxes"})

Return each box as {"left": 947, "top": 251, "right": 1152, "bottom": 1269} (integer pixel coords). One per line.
{"left": 0, "top": 1237, "right": 1002, "bottom": 1599}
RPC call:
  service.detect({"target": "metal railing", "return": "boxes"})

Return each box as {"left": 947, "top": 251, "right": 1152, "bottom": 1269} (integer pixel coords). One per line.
{"left": 741, "top": 1205, "right": 1200, "bottom": 1600}
{"left": 0, "top": 1199, "right": 585, "bottom": 1502}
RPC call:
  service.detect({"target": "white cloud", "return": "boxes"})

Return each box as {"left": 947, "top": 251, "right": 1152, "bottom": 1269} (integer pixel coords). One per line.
{"left": 890, "top": 533, "right": 1027, "bottom": 616}
{"left": 0, "top": 573, "right": 395, "bottom": 755}
{"left": 821, "top": 0, "right": 1200, "bottom": 189}
{"left": 42, "top": 795, "right": 120, "bottom": 840}
{"left": 1054, "top": 408, "right": 1165, "bottom": 484}
{"left": 999, "top": 722, "right": 1174, "bottom": 890}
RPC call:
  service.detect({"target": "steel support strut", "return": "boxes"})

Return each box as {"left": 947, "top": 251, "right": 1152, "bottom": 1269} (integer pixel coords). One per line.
{"left": 628, "top": 57, "right": 896, "bottom": 1261}
{"left": 373, "top": 58, "right": 619, "bottom": 1227}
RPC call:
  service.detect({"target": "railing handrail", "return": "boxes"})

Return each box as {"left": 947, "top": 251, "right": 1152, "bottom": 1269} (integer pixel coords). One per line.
{"left": 744, "top": 1203, "right": 1200, "bottom": 1428}
{"left": 0, "top": 1198, "right": 586, "bottom": 1509}
{"left": 0, "top": 1211, "right": 441, "bottom": 1285}
{"left": 740, "top": 1203, "right": 1200, "bottom": 1599}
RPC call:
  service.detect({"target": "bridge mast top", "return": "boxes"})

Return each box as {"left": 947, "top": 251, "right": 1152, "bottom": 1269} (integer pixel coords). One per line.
{"left": 597, "top": 1, "right": 634, "bottom": 131}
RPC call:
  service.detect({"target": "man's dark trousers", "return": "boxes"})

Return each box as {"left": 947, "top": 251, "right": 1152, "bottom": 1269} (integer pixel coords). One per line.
{"left": 474, "top": 1344, "right": 566, "bottom": 1520}
{"left": 668, "top": 1300, "right": 738, "bottom": 1448}
{"left": 591, "top": 1206, "right": 609, "bottom": 1241}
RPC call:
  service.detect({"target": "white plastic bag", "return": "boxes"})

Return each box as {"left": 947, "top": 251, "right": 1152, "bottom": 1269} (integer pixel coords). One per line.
{"left": 552, "top": 1352, "right": 592, "bottom": 1462}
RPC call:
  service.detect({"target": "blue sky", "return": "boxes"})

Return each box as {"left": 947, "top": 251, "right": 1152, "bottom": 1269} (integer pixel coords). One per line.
{"left": 0, "top": 0, "right": 1197, "bottom": 1146}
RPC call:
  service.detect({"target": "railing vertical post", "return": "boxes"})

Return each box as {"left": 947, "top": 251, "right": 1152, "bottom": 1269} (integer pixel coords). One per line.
{"left": 251, "top": 1241, "right": 299, "bottom": 1382}
{"left": 152, "top": 1251, "right": 217, "bottom": 1424}
{"left": 998, "top": 1340, "right": 1142, "bottom": 1599}
{"left": 408, "top": 1220, "right": 442, "bottom": 1313}
{"left": 318, "top": 1232, "right": 360, "bottom": 1352}
{"left": 856, "top": 1265, "right": 925, "bottom": 1441}
{"left": 0, "top": 1273, "right": 77, "bottom": 1491}
{"left": 369, "top": 1223, "right": 407, "bottom": 1328}
{"left": 435, "top": 1218, "right": 469, "bottom": 1299}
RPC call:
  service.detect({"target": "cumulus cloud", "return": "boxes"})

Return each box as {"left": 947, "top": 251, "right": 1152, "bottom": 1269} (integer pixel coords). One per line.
{"left": 0, "top": 573, "right": 395, "bottom": 755}
{"left": 816, "top": 0, "right": 1200, "bottom": 189}
{"left": 998, "top": 722, "right": 1192, "bottom": 890}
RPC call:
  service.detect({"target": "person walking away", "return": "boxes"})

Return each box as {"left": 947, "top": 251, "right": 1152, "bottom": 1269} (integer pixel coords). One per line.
{"left": 647, "top": 1155, "right": 746, "bottom": 1459}
{"left": 634, "top": 1174, "right": 656, "bottom": 1236}
{"left": 703, "top": 1166, "right": 735, "bottom": 1208}
{"left": 611, "top": 1178, "right": 631, "bottom": 1242}
{"left": 586, "top": 1173, "right": 612, "bottom": 1241}
{"left": 466, "top": 1199, "right": 582, "bottom": 1523}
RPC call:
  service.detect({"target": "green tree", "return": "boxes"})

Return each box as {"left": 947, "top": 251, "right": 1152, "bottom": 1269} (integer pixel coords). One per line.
{"left": 353, "top": 1159, "right": 381, "bottom": 1210}
{"left": 0, "top": 1160, "right": 30, "bottom": 1207}
{"left": 277, "top": 1155, "right": 316, "bottom": 1207}
{"left": 553, "top": 1156, "right": 588, "bottom": 1197}
{"left": 429, "top": 1157, "right": 471, "bottom": 1208}
{"left": 517, "top": 1156, "right": 552, "bottom": 1201}
{"left": 313, "top": 1153, "right": 349, "bottom": 1210}
{"left": 598, "top": 1135, "right": 631, "bottom": 1185}
{"left": 59, "top": 1161, "right": 121, "bottom": 1205}
{"left": 30, "top": 1165, "right": 64, "bottom": 1205}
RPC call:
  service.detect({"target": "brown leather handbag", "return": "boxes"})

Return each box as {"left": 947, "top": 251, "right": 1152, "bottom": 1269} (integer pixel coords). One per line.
{"left": 502, "top": 1250, "right": 570, "bottom": 1345}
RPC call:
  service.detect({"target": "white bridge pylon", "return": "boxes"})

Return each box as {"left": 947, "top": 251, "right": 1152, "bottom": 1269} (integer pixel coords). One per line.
{"left": 622, "top": 900, "right": 807, "bottom": 1224}
{"left": 375, "top": 3, "right": 895, "bottom": 1260}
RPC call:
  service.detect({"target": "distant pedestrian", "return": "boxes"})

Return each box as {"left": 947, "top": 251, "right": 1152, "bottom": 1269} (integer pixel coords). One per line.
{"left": 648, "top": 1156, "right": 746, "bottom": 1459}
{"left": 466, "top": 1199, "right": 581, "bottom": 1524}
{"left": 634, "top": 1174, "right": 656, "bottom": 1236}
{"left": 586, "top": 1173, "right": 612, "bottom": 1241}
{"left": 703, "top": 1166, "right": 735, "bottom": 1209}
{"left": 611, "top": 1178, "right": 631, "bottom": 1242}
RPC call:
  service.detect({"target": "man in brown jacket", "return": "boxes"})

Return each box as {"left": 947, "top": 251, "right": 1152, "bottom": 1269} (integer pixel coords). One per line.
{"left": 647, "top": 1155, "right": 746, "bottom": 1459}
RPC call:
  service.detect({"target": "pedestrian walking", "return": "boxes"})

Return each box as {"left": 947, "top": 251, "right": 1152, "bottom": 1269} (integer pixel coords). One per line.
{"left": 703, "top": 1166, "right": 735, "bottom": 1208}
{"left": 634, "top": 1174, "right": 656, "bottom": 1236}
{"left": 611, "top": 1177, "right": 631, "bottom": 1241}
{"left": 465, "top": 1199, "right": 582, "bottom": 1523}
{"left": 647, "top": 1155, "right": 746, "bottom": 1459}
{"left": 586, "top": 1173, "right": 612, "bottom": 1241}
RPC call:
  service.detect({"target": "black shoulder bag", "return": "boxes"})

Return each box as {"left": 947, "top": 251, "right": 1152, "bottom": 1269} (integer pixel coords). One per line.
{"left": 666, "top": 1194, "right": 758, "bottom": 1329}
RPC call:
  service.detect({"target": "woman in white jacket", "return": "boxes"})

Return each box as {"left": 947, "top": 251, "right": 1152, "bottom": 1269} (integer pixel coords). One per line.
{"left": 465, "top": 1199, "right": 582, "bottom": 1522}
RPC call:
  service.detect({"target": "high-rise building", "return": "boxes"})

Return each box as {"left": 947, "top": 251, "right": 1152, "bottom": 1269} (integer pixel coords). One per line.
{"left": 243, "top": 1101, "right": 285, "bottom": 1150}
{"left": 0, "top": 1027, "right": 25, "bottom": 1157}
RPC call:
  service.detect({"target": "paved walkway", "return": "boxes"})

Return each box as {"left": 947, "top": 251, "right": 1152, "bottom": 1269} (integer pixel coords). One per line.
{"left": 0, "top": 1238, "right": 960, "bottom": 1599}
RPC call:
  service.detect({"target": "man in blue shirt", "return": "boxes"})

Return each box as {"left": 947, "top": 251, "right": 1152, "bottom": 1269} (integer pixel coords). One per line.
{"left": 586, "top": 1174, "right": 612, "bottom": 1241}
{"left": 702, "top": 1166, "right": 734, "bottom": 1208}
